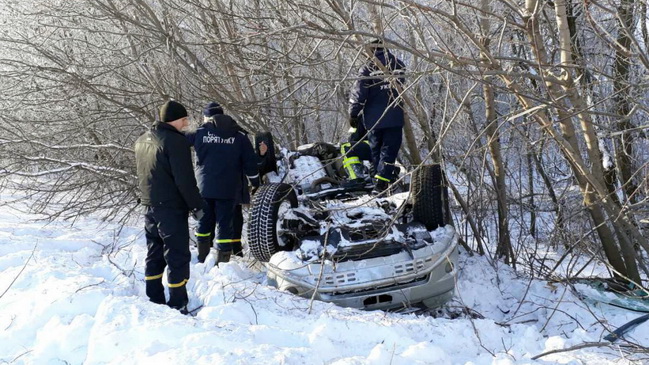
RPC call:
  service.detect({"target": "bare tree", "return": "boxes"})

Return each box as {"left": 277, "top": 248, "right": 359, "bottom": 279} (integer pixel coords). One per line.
{"left": 0, "top": 0, "right": 647, "bottom": 283}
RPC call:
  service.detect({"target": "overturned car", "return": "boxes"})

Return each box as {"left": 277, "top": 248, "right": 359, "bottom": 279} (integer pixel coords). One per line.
{"left": 246, "top": 134, "right": 459, "bottom": 311}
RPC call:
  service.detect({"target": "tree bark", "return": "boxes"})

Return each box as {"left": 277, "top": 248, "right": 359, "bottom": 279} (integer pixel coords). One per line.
{"left": 613, "top": 0, "right": 639, "bottom": 204}
{"left": 481, "top": 0, "right": 512, "bottom": 263}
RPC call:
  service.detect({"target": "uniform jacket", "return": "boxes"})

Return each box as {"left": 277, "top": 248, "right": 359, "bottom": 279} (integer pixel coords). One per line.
{"left": 186, "top": 114, "right": 260, "bottom": 202}
{"left": 349, "top": 48, "right": 405, "bottom": 130}
{"left": 134, "top": 122, "right": 203, "bottom": 210}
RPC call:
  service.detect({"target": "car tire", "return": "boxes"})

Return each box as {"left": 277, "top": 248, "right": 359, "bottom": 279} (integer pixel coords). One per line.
{"left": 247, "top": 183, "right": 298, "bottom": 262}
{"left": 410, "top": 164, "right": 448, "bottom": 230}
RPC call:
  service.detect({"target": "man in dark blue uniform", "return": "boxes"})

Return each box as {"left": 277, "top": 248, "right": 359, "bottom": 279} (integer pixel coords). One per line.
{"left": 134, "top": 100, "right": 204, "bottom": 314}
{"left": 349, "top": 39, "right": 406, "bottom": 193}
{"left": 187, "top": 102, "right": 260, "bottom": 264}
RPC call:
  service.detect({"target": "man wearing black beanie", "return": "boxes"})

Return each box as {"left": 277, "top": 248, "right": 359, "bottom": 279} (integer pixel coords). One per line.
{"left": 160, "top": 100, "right": 189, "bottom": 124}
{"left": 134, "top": 99, "right": 204, "bottom": 314}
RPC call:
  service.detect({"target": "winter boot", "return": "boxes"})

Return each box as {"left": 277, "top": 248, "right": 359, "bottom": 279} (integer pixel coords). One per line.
{"left": 371, "top": 179, "right": 389, "bottom": 196}
{"left": 197, "top": 236, "right": 212, "bottom": 263}
{"left": 168, "top": 285, "right": 189, "bottom": 314}
{"left": 145, "top": 277, "right": 166, "bottom": 305}
{"left": 232, "top": 241, "right": 244, "bottom": 257}
{"left": 352, "top": 163, "right": 367, "bottom": 180}
{"left": 216, "top": 250, "right": 232, "bottom": 266}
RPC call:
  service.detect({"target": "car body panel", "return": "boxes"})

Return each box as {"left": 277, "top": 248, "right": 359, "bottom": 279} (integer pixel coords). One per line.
{"left": 266, "top": 225, "right": 458, "bottom": 310}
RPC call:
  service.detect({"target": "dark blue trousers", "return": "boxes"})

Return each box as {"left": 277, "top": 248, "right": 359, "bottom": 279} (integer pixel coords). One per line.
{"left": 368, "top": 126, "right": 403, "bottom": 182}
{"left": 144, "top": 206, "right": 190, "bottom": 308}
{"left": 348, "top": 124, "right": 372, "bottom": 162}
{"left": 233, "top": 204, "right": 243, "bottom": 240}
{"left": 196, "top": 198, "right": 237, "bottom": 251}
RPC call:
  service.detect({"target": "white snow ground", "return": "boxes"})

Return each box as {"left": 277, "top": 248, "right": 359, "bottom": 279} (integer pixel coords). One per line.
{"left": 1, "top": 190, "right": 647, "bottom": 364}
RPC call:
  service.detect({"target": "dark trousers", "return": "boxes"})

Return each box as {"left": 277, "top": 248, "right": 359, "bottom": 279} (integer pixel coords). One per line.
{"left": 196, "top": 198, "right": 237, "bottom": 251}
{"left": 231, "top": 205, "right": 244, "bottom": 255}
{"left": 144, "top": 206, "right": 190, "bottom": 308}
{"left": 233, "top": 204, "right": 243, "bottom": 240}
{"left": 368, "top": 126, "right": 403, "bottom": 182}
{"left": 342, "top": 141, "right": 372, "bottom": 163}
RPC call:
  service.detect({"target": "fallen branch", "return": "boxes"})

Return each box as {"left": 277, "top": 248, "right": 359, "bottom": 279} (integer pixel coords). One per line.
{"left": 531, "top": 342, "right": 611, "bottom": 360}
{"left": 0, "top": 242, "right": 37, "bottom": 300}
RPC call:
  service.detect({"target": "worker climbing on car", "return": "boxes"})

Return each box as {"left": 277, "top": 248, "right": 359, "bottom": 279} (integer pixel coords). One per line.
{"left": 186, "top": 102, "right": 260, "bottom": 264}
{"left": 348, "top": 39, "right": 406, "bottom": 194}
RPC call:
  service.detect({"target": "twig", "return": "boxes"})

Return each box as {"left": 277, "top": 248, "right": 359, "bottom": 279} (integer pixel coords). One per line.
{"left": 4, "top": 315, "right": 15, "bottom": 331}
{"left": 188, "top": 305, "right": 204, "bottom": 317}
{"left": 0, "top": 242, "right": 37, "bottom": 300}
{"left": 8, "top": 350, "right": 33, "bottom": 364}
{"left": 540, "top": 282, "right": 570, "bottom": 333}
{"left": 74, "top": 280, "right": 105, "bottom": 294}
{"left": 308, "top": 222, "right": 331, "bottom": 314}
{"left": 531, "top": 342, "right": 611, "bottom": 360}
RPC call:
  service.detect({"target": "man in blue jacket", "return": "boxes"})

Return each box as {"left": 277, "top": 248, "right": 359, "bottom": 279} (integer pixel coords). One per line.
{"left": 134, "top": 100, "right": 204, "bottom": 314}
{"left": 349, "top": 39, "right": 406, "bottom": 193}
{"left": 187, "top": 102, "right": 260, "bottom": 264}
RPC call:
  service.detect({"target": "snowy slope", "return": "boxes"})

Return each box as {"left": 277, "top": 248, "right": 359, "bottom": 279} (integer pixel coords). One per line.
{"left": 0, "top": 191, "right": 646, "bottom": 364}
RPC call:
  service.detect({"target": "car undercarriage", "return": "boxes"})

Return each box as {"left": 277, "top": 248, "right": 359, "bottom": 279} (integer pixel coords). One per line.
{"left": 246, "top": 134, "right": 458, "bottom": 310}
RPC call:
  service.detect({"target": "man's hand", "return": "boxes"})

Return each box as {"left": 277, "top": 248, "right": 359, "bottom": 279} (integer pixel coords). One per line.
{"left": 191, "top": 208, "right": 204, "bottom": 221}
{"left": 259, "top": 141, "right": 268, "bottom": 156}
{"left": 349, "top": 116, "right": 359, "bottom": 128}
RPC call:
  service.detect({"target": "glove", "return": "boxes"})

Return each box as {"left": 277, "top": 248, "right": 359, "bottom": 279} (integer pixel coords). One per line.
{"left": 191, "top": 208, "right": 204, "bottom": 221}
{"left": 349, "top": 116, "right": 358, "bottom": 128}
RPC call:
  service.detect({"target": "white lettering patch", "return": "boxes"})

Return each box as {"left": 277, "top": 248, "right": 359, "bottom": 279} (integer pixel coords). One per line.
{"left": 203, "top": 132, "right": 235, "bottom": 144}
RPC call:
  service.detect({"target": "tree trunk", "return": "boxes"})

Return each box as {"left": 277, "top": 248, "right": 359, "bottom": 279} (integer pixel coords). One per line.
{"left": 554, "top": 0, "right": 640, "bottom": 282}
{"left": 526, "top": 144, "right": 536, "bottom": 239}
{"left": 613, "top": 0, "right": 639, "bottom": 204}
{"left": 481, "top": 0, "right": 512, "bottom": 263}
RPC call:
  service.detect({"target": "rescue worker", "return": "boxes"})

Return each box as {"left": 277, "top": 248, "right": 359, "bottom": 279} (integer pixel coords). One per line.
{"left": 186, "top": 102, "right": 260, "bottom": 264}
{"left": 134, "top": 100, "right": 204, "bottom": 314}
{"left": 348, "top": 39, "right": 406, "bottom": 193}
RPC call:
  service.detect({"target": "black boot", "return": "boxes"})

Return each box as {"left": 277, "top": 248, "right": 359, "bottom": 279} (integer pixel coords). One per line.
{"left": 168, "top": 285, "right": 189, "bottom": 315}
{"left": 197, "top": 237, "right": 212, "bottom": 263}
{"left": 232, "top": 241, "right": 243, "bottom": 257}
{"left": 372, "top": 179, "right": 389, "bottom": 196}
{"left": 216, "top": 250, "right": 232, "bottom": 266}
{"left": 145, "top": 277, "right": 166, "bottom": 305}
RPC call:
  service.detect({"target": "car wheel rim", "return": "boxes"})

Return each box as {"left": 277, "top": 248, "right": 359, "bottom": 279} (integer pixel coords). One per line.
{"left": 276, "top": 200, "right": 293, "bottom": 247}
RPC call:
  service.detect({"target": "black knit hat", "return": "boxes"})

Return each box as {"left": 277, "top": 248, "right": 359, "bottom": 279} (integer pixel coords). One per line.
{"left": 159, "top": 100, "right": 188, "bottom": 123}
{"left": 203, "top": 102, "right": 224, "bottom": 118}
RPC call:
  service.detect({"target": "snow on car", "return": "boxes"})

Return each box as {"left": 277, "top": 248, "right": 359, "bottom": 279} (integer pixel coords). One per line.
{"left": 246, "top": 133, "right": 459, "bottom": 310}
